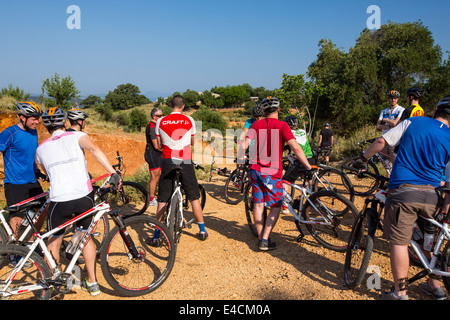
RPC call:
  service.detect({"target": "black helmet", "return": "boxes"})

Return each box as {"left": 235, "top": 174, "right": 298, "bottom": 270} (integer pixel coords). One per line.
{"left": 437, "top": 95, "right": 450, "bottom": 113}
{"left": 387, "top": 90, "right": 400, "bottom": 98}
{"left": 251, "top": 106, "right": 264, "bottom": 117}
{"left": 406, "top": 87, "right": 424, "bottom": 99}
{"left": 285, "top": 115, "right": 299, "bottom": 128}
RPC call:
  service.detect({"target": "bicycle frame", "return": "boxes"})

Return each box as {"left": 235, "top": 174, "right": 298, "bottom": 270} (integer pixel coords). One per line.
{"left": 0, "top": 192, "right": 50, "bottom": 243}
{"left": 282, "top": 180, "right": 337, "bottom": 227}
{"left": 1, "top": 201, "right": 111, "bottom": 298}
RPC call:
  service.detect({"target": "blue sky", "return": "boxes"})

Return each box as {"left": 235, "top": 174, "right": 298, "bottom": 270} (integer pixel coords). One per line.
{"left": 0, "top": 0, "right": 449, "bottom": 99}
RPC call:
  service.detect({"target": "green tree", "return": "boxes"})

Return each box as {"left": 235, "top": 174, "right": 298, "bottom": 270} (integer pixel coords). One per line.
{"left": 1, "top": 84, "right": 30, "bottom": 101}
{"left": 80, "top": 95, "right": 103, "bottom": 108}
{"left": 211, "top": 85, "right": 249, "bottom": 107}
{"left": 191, "top": 105, "right": 227, "bottom": 134}
{"left": 129, "top": 108, "right": 148, "bottom": 131}
{"left": 104, "top": 83, "right": 150, "bottom": 110}
{"left": 41, "top": 73, "right": 80, "bottom": 110}
{"left": 182, "top": 89, "right": 201, "bottom": 109}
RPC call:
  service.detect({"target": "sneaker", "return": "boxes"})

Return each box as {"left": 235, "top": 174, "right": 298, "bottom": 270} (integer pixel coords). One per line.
{"left": 145, "top": 237, "right": 161, "bottom": 247}
{"left": 81, "top": 278, "right": 101, "bottom": 296}
{"left": 381, "top": 287, "right": 409, "bottom": 300}
{"left": 149, "top": 198, "right": 158, "bottom": 206}
{"left": 197, "top": 231, "right": 208, "bottom": 241}
{"left": 420, "top": 282, "right": 447, "bottom": 300}
{"left": 258, "top": 239, "right": 277, "bottom": 251}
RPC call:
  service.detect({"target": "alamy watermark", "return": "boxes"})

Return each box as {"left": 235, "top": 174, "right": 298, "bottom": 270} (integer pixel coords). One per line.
{"left": 67, "top": 5, "right": 81, "bottom": 30}
{"left": 366, "top": 5, "right": 381, "bottom": 30}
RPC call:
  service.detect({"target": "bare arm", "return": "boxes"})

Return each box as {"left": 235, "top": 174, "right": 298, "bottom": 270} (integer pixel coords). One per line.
{"left": 152, "top": 138, "right": 163, "bottom": 152}
{"left": 78, "top": 135, "right": 116, "bottom": 175}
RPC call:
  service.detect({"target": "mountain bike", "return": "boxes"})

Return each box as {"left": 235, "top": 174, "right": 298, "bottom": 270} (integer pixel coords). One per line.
{"left": 0, "top": 187, "right": 175, "bottom": 300}
{"left": 208, "top": 155, "right": 229, "bottom": 182}
{"left": 224, "top": 156, "right": 250, "bottom": 205}
{"left": 91, "top": 151, "right": 149, "bottom": 218}
{"left": 244, "top": 169, "right": 359, "bottom": 252}
{"left": 343, "top": 177, "right": 428, "bottom": 289}
{"left": 341, "top": 138, "right": 394, "bottom": 197}
{"left": 165, "top": 165, "right": 206, "bottom": 247}
{"left": 283, "top": 152, "right": 355, "bottom": 203}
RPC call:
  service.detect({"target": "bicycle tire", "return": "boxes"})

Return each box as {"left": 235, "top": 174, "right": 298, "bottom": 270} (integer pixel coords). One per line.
{"left": 344, "top": 208, "right": 377, "bottom": 288}
{"left": 100, "top": 215, "right": 176, "bottom": 297}
{"left": 0, "top": 244, "right": 52, "bottom": 300}
{"left": 182, "top": 184, "right": 206, "bottom": 227}
{"left": 224, "top": 168, "right": 248, "bottom": 205}
{"left": 107, "top": 181, "right": 150, "bottom": 218}
{"left": 0, "top": 227, "right": 7, "bottom": 243}
{"left": 440, "top": 242, "right": 450, "bottom": 293}
{"left": 341, "top": 156, "right": 380, "bottom": 197}
{"left": 298, "top": 190, "right": 358, "bottom": 252}
{"left": 244, "top": 183, "right": 267, "bottom": 237}
{"left": 312, "top": 167, "right": 355, "bottom": 203}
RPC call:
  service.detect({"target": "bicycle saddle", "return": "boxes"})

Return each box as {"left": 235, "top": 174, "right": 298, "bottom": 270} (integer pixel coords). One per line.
{"left": 5, "top": 200, "right": 43, "bottom": 213}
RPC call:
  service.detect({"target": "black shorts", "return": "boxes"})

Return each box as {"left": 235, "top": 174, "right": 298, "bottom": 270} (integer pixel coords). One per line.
{"left": 321, "top": 146, "right": 332, "bottom": 156}
{"left": 47, "top": 190, "right": 95, "bottom": 237}
{"left": 144, "top": 149, "right": 162, "bottom": 171}
{"left": 4, "top": 182, "right": 46, "bottom": 218}
{"left": 282, "top": 158, "right": 317, "bottom": 183}
{"left": 158, "top": 159, "right": 200, "bottom": 203}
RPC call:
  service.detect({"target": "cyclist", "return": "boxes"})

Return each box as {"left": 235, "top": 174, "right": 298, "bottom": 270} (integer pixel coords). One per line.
{"left": 66, "top": 108, "right": 88, "bottom": 132}
{"left": 0, "top": 101, "right": 47, "bottom": 236}
{"left": 237, "top": 105, "right": 264, "bottom": 146}
{"left": 239, "top": 96, "right": 313, "bottom": 251}
{"left": 144, "top": 107, "right": 164, "bottom": 206}
{"left": 352, "top": 95, "right": 450, "bottom": 300}
{"left": 377, "top": 90, "right": 404, "bottom": 133}
{"left": 36, "top": 107, "right": 121, "bottom": 296}
{"left": 398, "top": 87, "right": 425, "bottom": 122}
{"left": 150, "top": 95, "right": 207, "bottom": 243}
{"left": 318, "top": 122, "right": 334, "bottom": 165}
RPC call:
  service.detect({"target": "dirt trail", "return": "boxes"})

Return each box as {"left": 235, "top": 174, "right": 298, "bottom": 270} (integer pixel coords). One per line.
{"left": 0, "top": 111, "right": 435, "bottom": 301}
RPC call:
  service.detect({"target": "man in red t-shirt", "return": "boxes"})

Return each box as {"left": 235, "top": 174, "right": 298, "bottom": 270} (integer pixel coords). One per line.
{"left": 240, "top": 96, "right": 313, "bottom": 251}
{"left": 148, "top": 95, "right": 207, "bottom": 243}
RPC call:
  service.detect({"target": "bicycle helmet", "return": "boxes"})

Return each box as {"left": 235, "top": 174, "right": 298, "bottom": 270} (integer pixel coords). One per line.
{"left": 285, "top": 115, "right": 299, "bottom": 128}
{"left": 16, "top": 101, "right": 43, "bottom": 117}
{"left": 251, "top": 105, "right": 264, "bottom": 117}
{"left": 261, "top": 96, "right": 280, "bottom": 110}
{"left": 406, "top": 87, "right": 424, "bottom": 99}
{"left": 387, "top": 90, "right": 400, "bottom": 98}
{"left": 42, "top": 107, "right": 67, "bottom": 127}
{"left": 437, "top": 95, "right": 450, "bottom": 113}
{"left": 67, "top": 108, "right": 88, "bottom": 121}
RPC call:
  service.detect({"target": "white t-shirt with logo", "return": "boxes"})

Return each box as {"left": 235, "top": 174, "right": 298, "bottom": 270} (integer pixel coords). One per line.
{"left": 36, "top": 130, "right": 92, "bottom": 202}
{"left": 378, "top": 105, "right": 405, "bottom": 134}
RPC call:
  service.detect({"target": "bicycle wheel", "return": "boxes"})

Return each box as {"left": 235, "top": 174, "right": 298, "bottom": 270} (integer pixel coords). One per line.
{"left": 298, "top": 190, "right": 358, "bottom": 252}
{"left": 182, "top": 184, "right": 206, "bottom": 227}
{"left": 344, "top": 208, "right": 377, "bottom": 288}
{"left": 224, "top": 168, "right": 247, "bottom": 204}
{"left": 100, "top": 216, "right": 175, "bottom": 297}
{"left": 0, "top": 227, "right": 7, "bottom": 243}
{"left": 107, "top": 181, "right": 150, "bottom": 218}
{"left": 244, "top": 183, "right": 267, "bottom": 237}
{"left": 341, "top": 156, "right": 380, "bottom": 197}
{"left": 312, "top": 167, "right": 355, "bottom": 203}
{"left": 440, "top": 242, "right": 450, "bottom": 293}
{"left": 168, "top": 193, "right": 182, "bottom": 244}
{"left": 0, "top": 244, "right": 52, "bottom": 300}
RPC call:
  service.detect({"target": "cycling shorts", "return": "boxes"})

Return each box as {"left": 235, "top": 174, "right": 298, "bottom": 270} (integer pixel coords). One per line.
{"left": 282, "top": 158, "right": 317, "bottom": 183}
{"left": 4, "top": 182, "right": 45, "bottom": 218}
{"left": 249, "top": 169, "right": 283, "bottom": 208}
{"left": 157, "top": 159, "right": 200, "bottom": 203}
{"left": 144, "top": 149, "right": 162, "bottom": 171}
{"left": 47, "top": 190, "right": 95, "bottom": 237}
{"left": 383, "top": 184, "right": 439, "bottom": 245}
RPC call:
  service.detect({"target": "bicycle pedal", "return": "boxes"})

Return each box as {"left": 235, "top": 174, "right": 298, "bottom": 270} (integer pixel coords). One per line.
{"left": 91, "top": 232, "right": 100, "bottom": 238}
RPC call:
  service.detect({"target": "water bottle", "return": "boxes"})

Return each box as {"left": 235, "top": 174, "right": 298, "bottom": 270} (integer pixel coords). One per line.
{"left": 423, "top": 222, "right": 435, "bottom": 252}
{"left": 21, "top": 210, "right": 36, "bottom": 227}
{"left": 283, "top": 188, "right": 292, "bottom": 205}
{"left": 412, "top": 223, "right": 423, "bottom": 242}
{"left": 65, "top": 227, "right": 84, "bottom": 255}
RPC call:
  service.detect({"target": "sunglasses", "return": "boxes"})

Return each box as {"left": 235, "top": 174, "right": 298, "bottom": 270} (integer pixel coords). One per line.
{"left": 155, "top": 114, "right": 163, "bottom": 118}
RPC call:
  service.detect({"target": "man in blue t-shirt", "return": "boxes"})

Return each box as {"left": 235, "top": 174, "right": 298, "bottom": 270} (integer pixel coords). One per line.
{"left": 353, "top": 95, "right": 450, "bottom": 300}
{"left": 0, "top": 102, "right": 45, "bottom": 235}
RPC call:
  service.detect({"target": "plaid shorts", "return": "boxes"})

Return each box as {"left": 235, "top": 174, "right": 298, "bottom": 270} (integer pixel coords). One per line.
{"left": 249, "top": 169, "right": 283, "bottom": 208}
